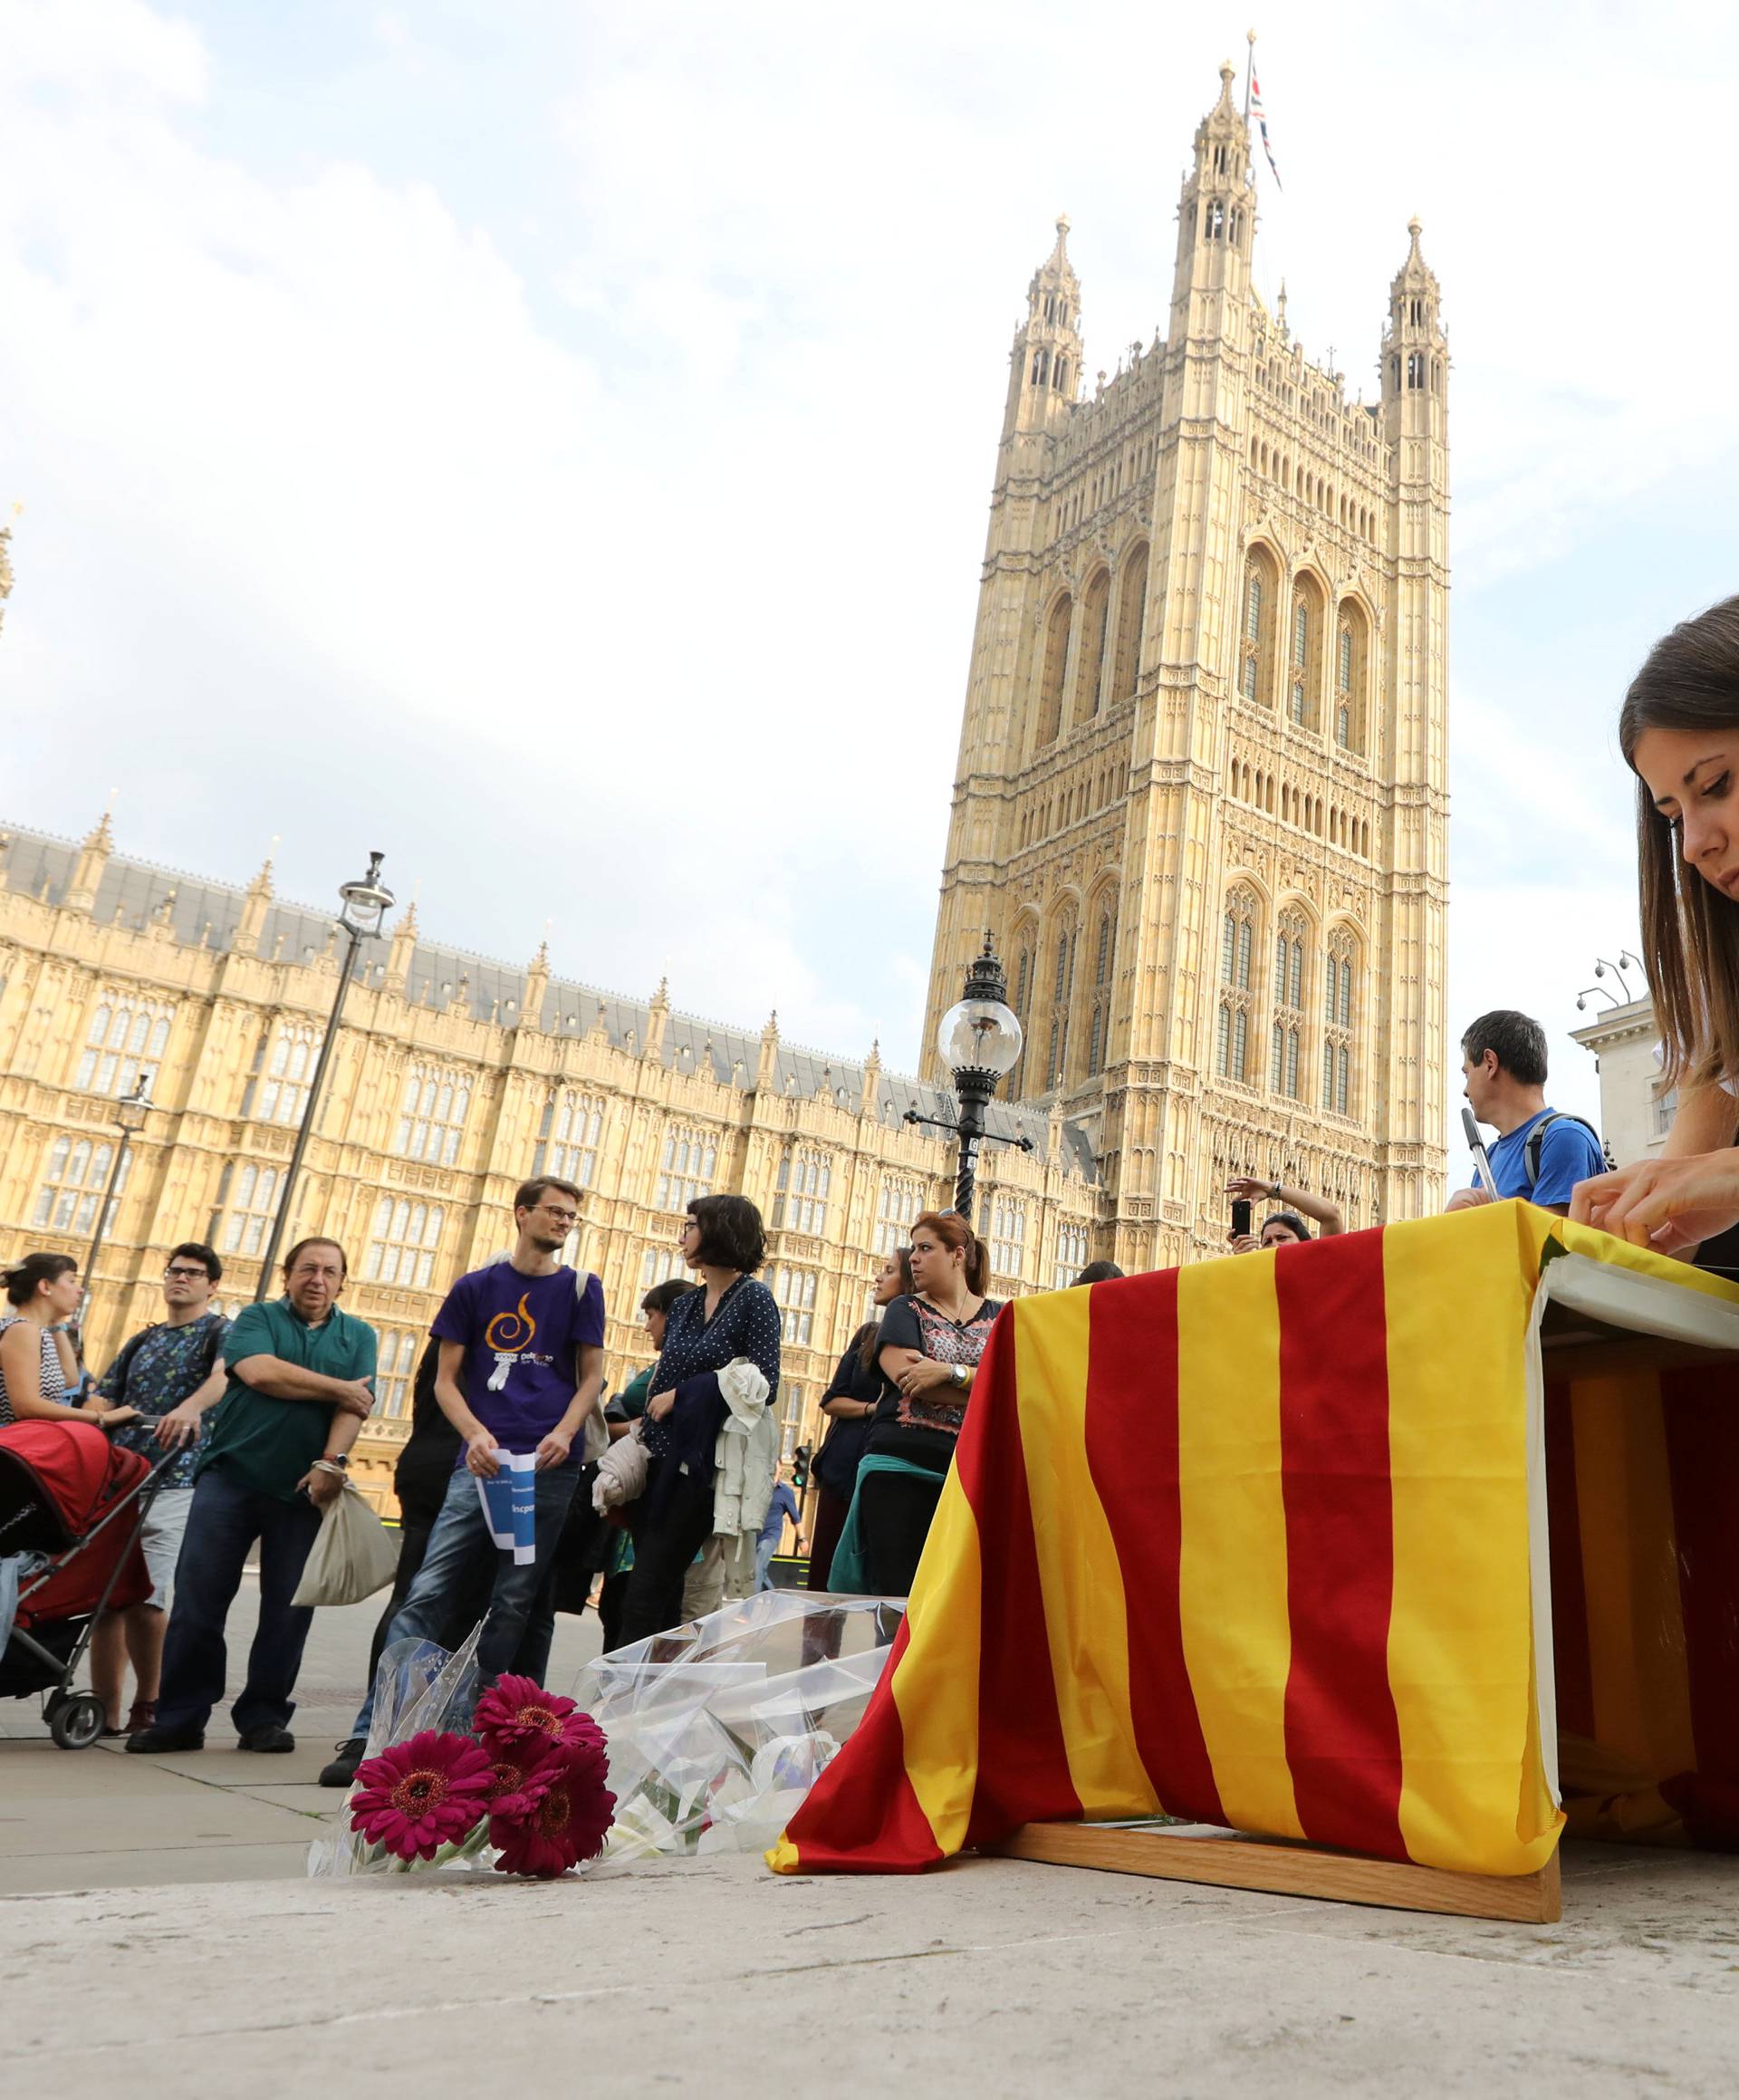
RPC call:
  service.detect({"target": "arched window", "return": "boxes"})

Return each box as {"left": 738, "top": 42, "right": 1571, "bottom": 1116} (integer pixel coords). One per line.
{"left": 1073, "top": 569, "right": 1110, "bottom": 726}
{"left": 366, "top": 1199, "right": 446, "bottom": 1287}
{"left": 767, "top": 1263, "right": 819, "bottom": 1345}
{"left": 396, "top": 1063, "right": 472, "bottom": 1166}
{"left": 1322, "top": 925, "right": 1359, "bottom": 1118}
{"left": 373, "top": 1331, "right": 421, "bottom": 1418}
{"left": 773, "top": 1147, "right": 832, "bottom": 1236}
{"left": 1289, "top": 579, "right": 1324, "bottom": 730}
{"left": 1111, "top": 542, "right": 1148, "bottom": 706}
{"left": 1334, "top": 600, "right": 1369, "bottom": 754}
{"left": 1239, "top": 549, "right": 1277, "bottom": 707}
{"left": 875, "top": 1176, "right": 921, "bottom": 1257}
{"left": 1271, "top": 906, "right": 1307, "bottom": 1101}
{"left": 32, "top": 1135, "right": 130, "bottom": 1235}
{"left": 657, "top": 1127, "right": 718, "bottom": 1213}
{"left": 533, "top": 1090, "right": 604, "bottom": 1187}
{"left": 220, "top": 1163, "right": 281, "bottom": 1257}
{"left": 1216, "top": 885, "right": 1257, "bottom": 1084}
{"left": 1036, "top": 592, "right": 1072, "bottom": 747}
{"left": 75, "top": 991, "right": 176, "bottom": 1100}
{"left": 1047, "top": 919, "right": 1077, "bottom": 1088}
{"left": 987, "top": 1196, "right": 1028, "bottom": 1285}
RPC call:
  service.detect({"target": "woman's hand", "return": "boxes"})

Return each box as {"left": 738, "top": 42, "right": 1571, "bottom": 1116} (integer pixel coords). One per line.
{"left": 1225, "top": 1175, "right": 1274, "bottom": 1203}
{"left": 1570, "top": 1151, "right": 1739, "bottom": 1255}
{"left": 1226, "top": 1232, "right": 1261, "bottom": 1256}
{"left": 646, "top": 1389, "right": 677, "bottom": 1423}
{"left": 896, "top": 1358, "right": 954, "bottom": 1399}
{"left": 95, "top": 1406, "right": 141, "bottom": 1432}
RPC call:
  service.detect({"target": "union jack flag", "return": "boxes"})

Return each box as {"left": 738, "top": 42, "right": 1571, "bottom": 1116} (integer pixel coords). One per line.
{"left": 1251, "top": 68, "right": 1282, "bottom": 190}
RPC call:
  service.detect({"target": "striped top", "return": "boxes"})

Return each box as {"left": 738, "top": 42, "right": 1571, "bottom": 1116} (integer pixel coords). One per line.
{"left": 0, "top": 1317, "right": 68, "bottom": 1427}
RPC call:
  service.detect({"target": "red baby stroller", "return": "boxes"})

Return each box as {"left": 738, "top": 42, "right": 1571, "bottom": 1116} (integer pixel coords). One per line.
{"left": 0, "top": 1420, "right": 174, "bottom": 1748}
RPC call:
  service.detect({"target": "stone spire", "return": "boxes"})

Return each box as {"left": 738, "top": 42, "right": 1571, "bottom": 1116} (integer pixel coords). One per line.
{"left": 756, "top": 1009, "right": 780, "bottom": 1092}
{"left": 383, "top": 899, "right": 418, "bottom": 996}
{"left": 63, "top": 809, "right": 114, "bottom": 915}
{"left": 1169, "top": 60, "right": 1255, "bottom": 336}
{"left": 860, "top": 1038, "right": 882, "bottom": 1117}
{"left": 1004, "top": 215, "right": 1083, "bottom": 439}
{"left": 521, "top": 939, "right": 550, "bottom": 1030}
{"left": 232, "top": 854, "right": 274, "bottom": 957}
{"left": 643, "top": 977, "right": 670, "bottom": 1063}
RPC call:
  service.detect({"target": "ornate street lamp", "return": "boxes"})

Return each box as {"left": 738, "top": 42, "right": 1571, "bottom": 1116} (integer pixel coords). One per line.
{"left": 906, "top": 934, "right": 1028, "bottom": 1225}
{"left": 255, "top": 852, "right": 395, "bottom": 1301}
{"left": 80, "top": 1075, "right": 153, "bottom": 1323}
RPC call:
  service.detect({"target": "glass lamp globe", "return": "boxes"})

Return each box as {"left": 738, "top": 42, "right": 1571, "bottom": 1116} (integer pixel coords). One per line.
{"left": 936, "top": 996, "right": 1023, "bottom": 1078}
{"left": 338, "top": 852, "right": 396, "bottom": 939}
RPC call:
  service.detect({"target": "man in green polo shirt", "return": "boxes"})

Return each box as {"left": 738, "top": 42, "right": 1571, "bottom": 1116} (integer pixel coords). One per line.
{"left": 128, "top": 1238, "right": 377, "bottom": 1755}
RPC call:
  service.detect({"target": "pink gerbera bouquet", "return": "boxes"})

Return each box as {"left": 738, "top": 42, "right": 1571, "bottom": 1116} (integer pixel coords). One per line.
{"left": 349, "top": 1682, "right": 614, "bottom": 1879}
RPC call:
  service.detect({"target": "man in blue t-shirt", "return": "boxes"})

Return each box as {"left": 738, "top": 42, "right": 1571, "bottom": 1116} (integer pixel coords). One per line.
{"left": 334, "top": 1176, "right": 605, "bottom": 1762}
{"left": 1446, "top": 1009, "right": 1608, "bottom": 1216}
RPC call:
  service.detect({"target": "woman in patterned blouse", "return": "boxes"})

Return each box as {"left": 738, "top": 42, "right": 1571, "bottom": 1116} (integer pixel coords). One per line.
{"left": 618, "top": 1194, "right": 781, "bottom": 1646}
{"left": 861, "top": 1211, "right": 1002, "bottom": 1595}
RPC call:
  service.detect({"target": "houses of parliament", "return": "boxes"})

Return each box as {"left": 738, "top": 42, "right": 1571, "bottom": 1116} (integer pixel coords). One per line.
{"left": 0, "top": 64, "right": 1448, "bottom": 1513}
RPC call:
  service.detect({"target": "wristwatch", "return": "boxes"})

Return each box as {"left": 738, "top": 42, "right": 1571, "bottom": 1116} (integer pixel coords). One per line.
{"left": 949, "top": 1364, "right": 969, "bottom": 1390}
{"left": 321, "top": 1452, "right": 351, "bottom": 1469}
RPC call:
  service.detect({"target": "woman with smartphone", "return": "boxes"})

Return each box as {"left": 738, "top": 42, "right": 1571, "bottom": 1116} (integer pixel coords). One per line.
{"left": 1224, "top": 1177, "right": 1344, "bottom": 1253}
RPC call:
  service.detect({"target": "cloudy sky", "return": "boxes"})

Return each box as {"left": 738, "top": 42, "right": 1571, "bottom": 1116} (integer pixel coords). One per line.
{"left": 5, "top": 1, "right": 1736, "bottom": 1155}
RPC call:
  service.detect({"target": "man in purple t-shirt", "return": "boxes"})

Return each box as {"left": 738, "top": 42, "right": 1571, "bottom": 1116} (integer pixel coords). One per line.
{"left": 335, "top": 1176, "right": 605, "bottom": 1758}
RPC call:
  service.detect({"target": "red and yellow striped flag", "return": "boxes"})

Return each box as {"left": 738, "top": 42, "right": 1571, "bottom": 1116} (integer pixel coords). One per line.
{"left": 769, "top": 1202, "right": 1739, "bottom": 1877}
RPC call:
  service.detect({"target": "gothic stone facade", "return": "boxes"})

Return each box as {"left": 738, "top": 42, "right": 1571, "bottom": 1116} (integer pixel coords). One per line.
{"left": 923, "top": 65, "right": 1451, "bottom": 1266}
{"left": 0, "top": 819, "right": 1096, "bottom": 1515}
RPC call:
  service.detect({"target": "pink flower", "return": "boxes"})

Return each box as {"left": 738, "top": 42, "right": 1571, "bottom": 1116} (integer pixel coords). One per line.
{"left": 474, "top": 1671, "right": 604, "bottom": 1757}
{"left": 484, "top": 1739, "right": 560, "bottom": 1823}
{"left": 349, "top": 1730, "right": 494, "bottom": 1862}
{"left": 489, "top": 1734, "right": 615, "bottom": 1878}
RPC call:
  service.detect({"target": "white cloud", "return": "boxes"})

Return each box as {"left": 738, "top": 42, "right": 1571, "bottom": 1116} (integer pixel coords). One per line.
{"left": 0, "top": 0, "right": 1725, "bottom": 1121}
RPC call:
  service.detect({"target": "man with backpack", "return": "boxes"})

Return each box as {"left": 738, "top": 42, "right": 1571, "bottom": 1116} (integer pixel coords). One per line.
{"left": 1447, "top": 1009, "right": 1608, "bottom": 1216}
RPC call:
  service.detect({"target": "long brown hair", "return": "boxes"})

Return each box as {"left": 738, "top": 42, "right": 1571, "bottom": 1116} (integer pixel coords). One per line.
{"left": 1619, "top": 594, "right": 1739, "bottom": 1090}
{"left": 855, "top": 1247, "right": 916, "bottom": 1371}
{"left": 910, "top": 1209, "right": 989, "bottom": 1296}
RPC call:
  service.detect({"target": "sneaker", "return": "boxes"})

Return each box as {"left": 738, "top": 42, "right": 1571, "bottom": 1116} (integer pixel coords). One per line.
{"left": 318, "top": 1737, "right": 367, "bottom": 1789}
{"left": 125, "top": 1723, "right": 206, "bottom": 1754}
{"left": 236, "top": 1725, "right": 296, "bottom": 1753}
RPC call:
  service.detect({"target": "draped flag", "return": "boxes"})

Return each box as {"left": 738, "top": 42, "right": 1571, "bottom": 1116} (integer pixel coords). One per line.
{"left": 1250, "top": 66, "right": 1282, "bottom": 189}
{"left": 769, "top": 1203, "right": 1739, "bottom": 1879}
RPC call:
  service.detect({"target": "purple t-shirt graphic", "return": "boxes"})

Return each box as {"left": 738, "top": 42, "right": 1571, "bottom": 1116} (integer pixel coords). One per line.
{"left": 430, "top": 1262, "right": 605, "bottom": 1464}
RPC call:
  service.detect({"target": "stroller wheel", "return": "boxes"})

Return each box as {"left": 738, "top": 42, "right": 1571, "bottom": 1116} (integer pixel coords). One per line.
{"left": 43, "top": 1689, "right": 71, "bottom": 1725}
{"left": 50, "top": 1693, "right": 106, "bottom": 1751}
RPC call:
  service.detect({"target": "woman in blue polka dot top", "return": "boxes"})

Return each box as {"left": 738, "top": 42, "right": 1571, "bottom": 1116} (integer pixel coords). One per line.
{"left": 618, "top": 1194, "right": 781, "bottom": 1644}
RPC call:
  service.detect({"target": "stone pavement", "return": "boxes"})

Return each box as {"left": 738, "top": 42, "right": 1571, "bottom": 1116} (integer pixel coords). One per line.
{"left": 4, "top": 1584, "right": 1736, "bottom": 2095}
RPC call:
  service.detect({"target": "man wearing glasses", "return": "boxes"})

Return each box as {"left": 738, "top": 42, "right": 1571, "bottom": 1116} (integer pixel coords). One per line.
{"left": 322, "top": 1176, "right": 605, "bottom": 1781}
{"left": 91, "top": 1243, "right": 230, "bottom": 1737}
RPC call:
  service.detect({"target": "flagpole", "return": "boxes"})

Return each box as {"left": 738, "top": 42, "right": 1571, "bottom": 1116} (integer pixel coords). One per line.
{"left": 1244, "top": 27, "right": 1254, "bottom": 124}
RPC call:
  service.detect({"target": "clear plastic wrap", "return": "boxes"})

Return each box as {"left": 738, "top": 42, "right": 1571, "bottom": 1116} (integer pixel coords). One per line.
{"left": 308, "top": 1624, "right": 486, "bottom": 1877}
{"left": 571, "top": 1590, "right": 902, "bottom": 1862}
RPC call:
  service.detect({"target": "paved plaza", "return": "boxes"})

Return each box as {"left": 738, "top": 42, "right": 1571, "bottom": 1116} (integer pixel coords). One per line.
{"left": 3, "top": 1582, "right": 1736, "bottom": 2096}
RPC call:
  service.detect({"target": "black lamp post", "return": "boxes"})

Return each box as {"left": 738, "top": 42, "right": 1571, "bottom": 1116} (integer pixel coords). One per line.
{"left": 906, "top": 933, "right": 1028, "bottom": 1225}
{"left": 79, "top": 1075, "right": 152, "bottom": 1325}
{"left": 254, "top": 852, "right": 395, "bottom": 1302}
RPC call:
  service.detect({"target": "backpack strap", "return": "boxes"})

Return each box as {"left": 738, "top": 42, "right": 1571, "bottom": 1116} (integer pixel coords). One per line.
{"left": 1523, "top": 1113, "right": 1607, "bottom": 1190}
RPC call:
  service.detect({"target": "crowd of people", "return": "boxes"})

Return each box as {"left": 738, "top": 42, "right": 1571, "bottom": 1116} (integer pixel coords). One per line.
{"left": 7, "top": 592, "right": 1739, "bottom": 1749}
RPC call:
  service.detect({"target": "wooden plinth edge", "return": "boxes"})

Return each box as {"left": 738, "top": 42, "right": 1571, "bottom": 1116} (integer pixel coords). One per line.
{"left": 985, "top": 1822, "right": 1562, "bottom": 1924}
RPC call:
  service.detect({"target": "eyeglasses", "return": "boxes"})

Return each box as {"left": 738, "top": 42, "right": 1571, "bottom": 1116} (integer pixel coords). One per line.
{"left": 163, "top": 1266, "right": 209, "bottom": 1281}
{"left": 534, "top": 1205, "right": 579, "bottom": 1227}
{"left": 678, "top": 1220, "right": 699, "bottom": 1237}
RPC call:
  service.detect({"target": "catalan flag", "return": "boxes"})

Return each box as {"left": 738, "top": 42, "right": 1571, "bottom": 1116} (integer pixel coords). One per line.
{"left": 769, "top": 1202, "right": 1739, "bottom": 1878}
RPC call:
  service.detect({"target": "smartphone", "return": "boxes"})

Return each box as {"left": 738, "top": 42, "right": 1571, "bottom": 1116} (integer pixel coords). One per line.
{"left": 1230, "top": 1198, "right": 1253, "bottom": 1238}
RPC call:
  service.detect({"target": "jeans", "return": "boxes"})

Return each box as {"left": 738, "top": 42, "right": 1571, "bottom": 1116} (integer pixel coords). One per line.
{"left": 351, "top": 1460, "right": 582, "bottom": 1739}
{"left": 754, "top": 1536, "right": 777, "bottom": 1592}
{"left": 154, "top": 1465, "right": 322, "bottom": 1736}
